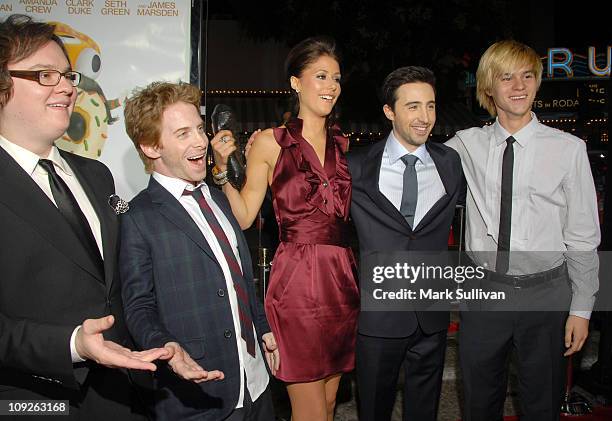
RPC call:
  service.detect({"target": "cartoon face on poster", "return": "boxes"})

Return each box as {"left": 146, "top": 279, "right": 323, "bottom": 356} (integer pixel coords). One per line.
{"left": 51, "top": 22, "right": 119, "bottom": 158}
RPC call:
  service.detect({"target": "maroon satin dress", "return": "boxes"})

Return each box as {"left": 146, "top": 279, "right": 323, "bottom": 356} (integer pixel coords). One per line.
{"left": 264, "top": 118, "right": 359, "bottom": 382}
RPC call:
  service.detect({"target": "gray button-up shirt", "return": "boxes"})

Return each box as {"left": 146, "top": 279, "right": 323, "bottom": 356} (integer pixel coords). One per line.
{"left": 446, "top": 113, "right": 600, "bottom": 316}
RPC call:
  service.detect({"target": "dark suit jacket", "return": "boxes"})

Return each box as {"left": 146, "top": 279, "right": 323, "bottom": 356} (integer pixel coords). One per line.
{"left": 348, "top": 140, "right": 465, "bottom": 337}
{"left": 120, "top": 177, "right": 271, "bottom": 421}
{"left": 0, "top": 147, "right": 140, "bottom": 419}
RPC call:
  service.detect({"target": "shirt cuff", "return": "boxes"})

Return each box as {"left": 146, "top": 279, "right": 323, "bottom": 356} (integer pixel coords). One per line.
{"left": 569, "top": 311, "right": 591, "bottom": 320}
{"left": 70, "top": 325, "right": 86, "bottom": 363}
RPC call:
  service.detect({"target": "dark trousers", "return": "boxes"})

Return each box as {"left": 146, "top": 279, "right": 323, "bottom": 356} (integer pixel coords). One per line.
{"left": 356, "top": 326, "right": 447, "bottom": 421}
{"left": 224, "top": 384, "right": 274, "bottom": 421}
{"left": 459, "top": 311, "right": 568, "bottom": 421}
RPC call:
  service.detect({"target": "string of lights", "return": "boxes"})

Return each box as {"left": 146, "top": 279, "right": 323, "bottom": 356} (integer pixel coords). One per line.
{"left": 207, "top": 89, "right": 292, "bottom": 95}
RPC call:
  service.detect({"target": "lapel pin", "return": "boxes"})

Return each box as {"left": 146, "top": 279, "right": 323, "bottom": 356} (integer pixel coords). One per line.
{"left": 108, "top": 194, "right": 129, "bottom": 215}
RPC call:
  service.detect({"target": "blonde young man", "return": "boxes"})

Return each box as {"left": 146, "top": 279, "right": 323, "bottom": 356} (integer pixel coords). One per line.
{"left": 447, "top": 40, "right": 600, "bottom": 421}
{"left": 120, "top": 81, "right": 278, "bottom": 421}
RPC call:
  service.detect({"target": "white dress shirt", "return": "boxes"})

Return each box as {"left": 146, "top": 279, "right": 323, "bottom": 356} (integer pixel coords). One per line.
{"left": 0, "top": 135, "right": 104, "bottom": 363}
{"left": 446, "top": 113, "right": 600, "bottom": 317}
{"left": 153, "top": 172, "right": 268, "bottom": 408}
{"left": 379, "top": 131, "right": 446, "bottom": 227}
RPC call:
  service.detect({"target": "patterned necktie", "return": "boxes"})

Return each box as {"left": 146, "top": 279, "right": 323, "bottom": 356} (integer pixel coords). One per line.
{"left": 183, "top": 188, "right": 256, "bottom": 357}
{"left": 400, "top": 154, "right": 419, "bottom": 228}
{"left": 38, "top": 159, "right": 104, "bottom": 277}
{"left": 497, "top": 136, "right": 515, "bottom": 274}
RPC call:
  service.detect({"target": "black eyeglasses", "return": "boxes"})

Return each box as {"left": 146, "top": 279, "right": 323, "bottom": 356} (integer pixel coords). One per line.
{"left": 9, "top": 70, "right": 82, "bottom": 87}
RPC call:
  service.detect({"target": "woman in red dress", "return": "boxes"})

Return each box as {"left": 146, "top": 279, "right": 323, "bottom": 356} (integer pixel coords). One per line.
{"left": 212, "top": 37, "right": 359, "bottom": 420}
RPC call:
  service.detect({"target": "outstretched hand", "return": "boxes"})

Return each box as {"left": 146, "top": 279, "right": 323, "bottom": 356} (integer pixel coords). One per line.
{"left": 164, "top": 342, "right": 225, "bottom": 383}
{"left": 75, "top": 315, "right": 171, "bottom": 371}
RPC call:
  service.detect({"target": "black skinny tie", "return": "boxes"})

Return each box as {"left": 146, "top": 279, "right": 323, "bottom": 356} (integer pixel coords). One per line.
{"left": 496, "top": 136, "right": 515, "bottom": 274}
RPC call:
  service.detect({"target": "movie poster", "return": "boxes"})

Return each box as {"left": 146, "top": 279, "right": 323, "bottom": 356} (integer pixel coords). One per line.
{"left": 1, "top": 0, "right": 192, "bottom": 198}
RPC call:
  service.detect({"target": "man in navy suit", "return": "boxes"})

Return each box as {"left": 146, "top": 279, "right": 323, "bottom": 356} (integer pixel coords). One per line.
{"left": 348, "top": 66, "right": 465, "bottom": 421}
{"left": 120, "top": 81, "right": 278, "bottom": 420}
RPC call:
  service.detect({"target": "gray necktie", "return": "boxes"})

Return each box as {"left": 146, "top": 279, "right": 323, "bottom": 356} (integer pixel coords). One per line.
{"left": 400, "top": 154, "right": 419, "bottom": 227}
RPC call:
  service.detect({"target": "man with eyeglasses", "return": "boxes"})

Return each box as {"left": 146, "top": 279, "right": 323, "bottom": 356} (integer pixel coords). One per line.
{"left": 9, "top": 69, "right": 82, "bottom": 87}
{"left": 0, "top": 14, "right": 170, "bottom": 419}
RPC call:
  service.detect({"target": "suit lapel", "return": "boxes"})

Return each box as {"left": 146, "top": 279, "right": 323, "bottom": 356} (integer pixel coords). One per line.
{"left": 361, "top": 141, "right": 458, "bottom": 234}
{"left": 362, "top": 142, "right": 412, "bottom": 235}
{"left": 0, "top": 147, "right": 104, "bottom": 282}
{"left": 148, "top": 178, "right": 257, "bottom": 318}
{"left": 413, "top": 143, "right": 454, "bottom": 231}
{"left": 62, "top": 151, "right": 115, "bottom": 288}
{"left": 147, "top": 177, "right": 219, "bottom": 264}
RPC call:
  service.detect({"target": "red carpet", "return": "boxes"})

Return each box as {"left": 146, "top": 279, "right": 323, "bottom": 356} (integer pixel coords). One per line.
{"left": 456, "top": 406, "right": 612, "bottom": 420}
{"left": 559, "top": 406, "right": 612, "bottom": 420}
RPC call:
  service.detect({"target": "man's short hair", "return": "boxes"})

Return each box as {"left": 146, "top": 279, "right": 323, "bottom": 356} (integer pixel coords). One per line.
{"left": 381, "top": 66, "right": 436, "bottom": 110}
{"left": 0, "top": 14, "right": 68, "bottom": 108}
{"left": 124, "top": 81, "right": 202, "bottom": 173}
{"left": 476, "top": 40, "right": 543, "bottom": 117}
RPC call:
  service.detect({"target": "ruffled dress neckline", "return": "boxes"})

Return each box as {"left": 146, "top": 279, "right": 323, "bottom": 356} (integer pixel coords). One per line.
{"left": 272, "top": 117, "right": 351, "bottom": 219}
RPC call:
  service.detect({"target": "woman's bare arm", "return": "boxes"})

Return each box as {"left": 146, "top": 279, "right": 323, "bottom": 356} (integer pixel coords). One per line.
{"left": 210, "top": 129, "right": 280, "bottom": 229}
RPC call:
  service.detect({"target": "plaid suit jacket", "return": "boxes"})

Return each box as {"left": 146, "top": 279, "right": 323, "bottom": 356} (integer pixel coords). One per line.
{"left": 120, "top": 177, "right": 271, "bottom": 421}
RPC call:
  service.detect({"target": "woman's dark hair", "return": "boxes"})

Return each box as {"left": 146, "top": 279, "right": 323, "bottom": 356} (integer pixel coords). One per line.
{"left": 284, "top": 36, "right": 341, "bottom": 127}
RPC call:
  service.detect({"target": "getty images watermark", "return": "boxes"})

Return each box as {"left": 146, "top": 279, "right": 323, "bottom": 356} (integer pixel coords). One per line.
{"left": 370, "top": 262, "right": 505, "bottom": 301}
{"left": 359, "top": 251, "right": 608, "bottom": 312}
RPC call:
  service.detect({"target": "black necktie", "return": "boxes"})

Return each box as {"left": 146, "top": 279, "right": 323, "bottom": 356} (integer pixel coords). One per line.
{"left": 38, "top": 159, "right": 104, "bottom": 276}
{"left": 183, "top": 188, "right": 256, "bottom": 357}
{"left": 400, "top": 154, "right": 419, "bottom": 228}
{"left": 496, "top": 136, "right": 515, "bottom": 274}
